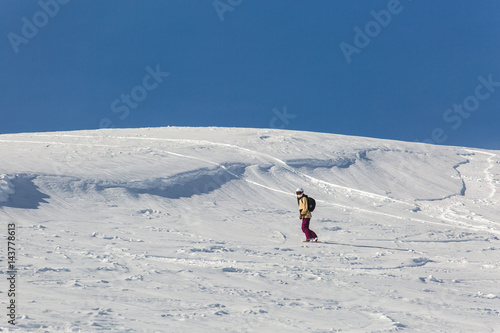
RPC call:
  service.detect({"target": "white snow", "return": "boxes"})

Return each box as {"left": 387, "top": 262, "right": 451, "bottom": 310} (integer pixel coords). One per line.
{"left": 0, "top": 174, "right": 15, "bottom": 202}
{"left": 0, "top": 126, "right": 499, "bottom": 332}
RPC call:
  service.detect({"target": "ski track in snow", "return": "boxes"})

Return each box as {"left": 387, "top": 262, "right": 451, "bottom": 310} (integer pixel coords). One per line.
{"left": 1, "top": 128, "right": 499, "bottom": 332}
{"left": 467, "top": 149, "right": 498, "bottom": 199}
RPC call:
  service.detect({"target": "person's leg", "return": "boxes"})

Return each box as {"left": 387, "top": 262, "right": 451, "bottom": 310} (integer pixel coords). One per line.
{"left": 310, "top": 227, "right": 318, "bottom": 239}
{"left": 301, "top": 218, "right": 314, "bottom": 240}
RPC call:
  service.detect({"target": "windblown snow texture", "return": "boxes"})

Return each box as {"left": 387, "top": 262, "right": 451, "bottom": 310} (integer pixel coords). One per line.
{"left": 0, "top": 127, "right": 499, "bottom": 332}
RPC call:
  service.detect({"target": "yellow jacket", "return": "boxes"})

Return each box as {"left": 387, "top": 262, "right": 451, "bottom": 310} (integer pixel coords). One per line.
{"left": 298, "top": 195, "right": 312, "bottom": 219}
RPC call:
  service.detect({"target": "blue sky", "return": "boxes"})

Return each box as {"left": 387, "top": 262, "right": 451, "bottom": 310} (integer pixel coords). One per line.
{"left": 1, "top": 1, "right": 499, "bottom": 149}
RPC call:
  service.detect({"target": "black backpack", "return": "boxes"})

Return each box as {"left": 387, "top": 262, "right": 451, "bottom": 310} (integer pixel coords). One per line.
{"left": 306, "top": 195, "right": 316, "bottom": 212}
{"left": 298, "top": 195, "right": 316, "bottom": 212}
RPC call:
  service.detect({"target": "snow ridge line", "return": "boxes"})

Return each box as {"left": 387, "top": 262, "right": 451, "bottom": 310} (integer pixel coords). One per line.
{"left": 416, "top": 160, "right": 470, "bottom": 202}
{"left": 159, "top": 149, "right": 291, "bottom": 196}
{"left": 28, "top": 133, "right": 412, "bottom": 206}
{"left": 453, "top": 160, "right": 469, "bottom": 197}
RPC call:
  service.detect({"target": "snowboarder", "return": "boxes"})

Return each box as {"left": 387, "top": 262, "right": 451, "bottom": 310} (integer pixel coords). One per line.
{"left": 296, "top": 188, "right": 318, "bottom": 242}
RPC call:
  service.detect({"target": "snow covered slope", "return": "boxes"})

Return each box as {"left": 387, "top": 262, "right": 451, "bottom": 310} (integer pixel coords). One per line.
{"left": 0, "top": 127, "right": 499, "bottom": 332}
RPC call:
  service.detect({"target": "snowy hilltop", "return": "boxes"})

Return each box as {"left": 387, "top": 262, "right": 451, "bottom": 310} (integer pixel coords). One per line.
{"left": 0, "top": 126, "right": 499, "bottom": 332}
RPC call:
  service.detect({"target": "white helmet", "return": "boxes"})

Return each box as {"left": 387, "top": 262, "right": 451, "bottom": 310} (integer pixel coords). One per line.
{"left": 296, "top": 187, "right": 304, "bottom": 194}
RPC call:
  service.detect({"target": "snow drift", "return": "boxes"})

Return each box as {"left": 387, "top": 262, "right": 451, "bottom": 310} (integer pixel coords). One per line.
{"left": 0, "top": 127, "right": 499, "bottom": 332}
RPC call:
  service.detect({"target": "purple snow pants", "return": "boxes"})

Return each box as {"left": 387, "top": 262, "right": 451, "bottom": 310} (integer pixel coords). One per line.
{"left": 301, "top": 218, "right": 318, "bottom": 240}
